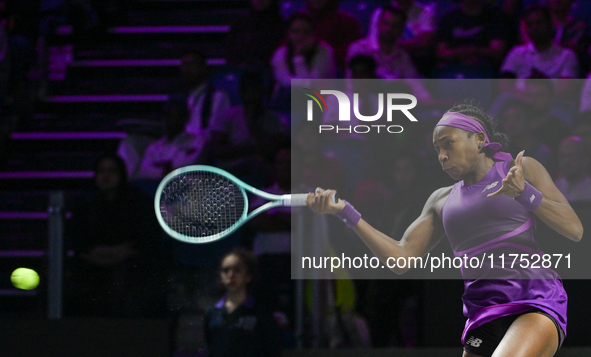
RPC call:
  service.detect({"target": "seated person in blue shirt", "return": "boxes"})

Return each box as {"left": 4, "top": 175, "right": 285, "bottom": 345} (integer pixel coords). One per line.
{"left": 204, "top": 247, "right": 282, "bottom": 357}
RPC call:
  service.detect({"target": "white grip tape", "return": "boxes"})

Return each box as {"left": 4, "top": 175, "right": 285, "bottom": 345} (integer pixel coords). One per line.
{"left": 283, "top": 194, "right": 309, "bottom": 207}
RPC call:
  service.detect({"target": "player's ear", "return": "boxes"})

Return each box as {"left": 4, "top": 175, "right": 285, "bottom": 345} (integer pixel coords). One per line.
{"left": 477, "top": 132, "right": 487, "bottom": 146}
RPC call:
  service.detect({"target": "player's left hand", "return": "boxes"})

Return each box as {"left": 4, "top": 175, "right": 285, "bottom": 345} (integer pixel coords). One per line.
{"left": 487, "top": 150, "right": 526, "bottom": 198}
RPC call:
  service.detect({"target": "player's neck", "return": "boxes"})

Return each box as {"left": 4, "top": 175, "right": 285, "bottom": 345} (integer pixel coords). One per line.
{"left": 465, "top": 156, "right": 495, "bottom": 186}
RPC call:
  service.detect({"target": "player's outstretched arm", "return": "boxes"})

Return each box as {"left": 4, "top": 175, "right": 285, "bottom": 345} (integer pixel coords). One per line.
{"left": 307, "top": 187, "right": 450, "bottom": 274}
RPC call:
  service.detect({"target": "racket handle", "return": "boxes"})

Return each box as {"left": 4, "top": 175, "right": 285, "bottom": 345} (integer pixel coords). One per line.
{"left": 282, "top": 192, "right": 339, "bottom": 206}
{"left": 283, "top": 194, "right": 308, "bottom": 207}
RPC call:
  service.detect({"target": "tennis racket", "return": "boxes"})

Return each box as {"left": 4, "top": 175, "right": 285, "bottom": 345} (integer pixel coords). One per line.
{"left": 154, "top": 165, "right": 336, "bottom": 244}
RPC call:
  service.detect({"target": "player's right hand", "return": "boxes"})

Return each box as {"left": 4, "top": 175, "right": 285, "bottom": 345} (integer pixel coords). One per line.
{"left": 306, "top": 187, "right": 345, "bottom": 215}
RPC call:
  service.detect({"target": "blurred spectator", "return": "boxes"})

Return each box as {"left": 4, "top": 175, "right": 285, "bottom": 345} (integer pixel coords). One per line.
{"left": 521, "top": 78, "right": 571, "bottom": 151}
{"left": 347, "top": 5, "right": 420, "bottom": 80}
{"left": 498, "top": 97, "right": 558, "bottom": 177}
{"left": 116, "top": 125, "right": 160, "bottom": 179}
{"left": 501, "top": 5, "right": 580, "bottom": 78}
{"left": 554, "top": 135, "right": 591, "bottom": 201}
{"left": 180, "top": 52, "right": 231, "bottom": 137}
{"left": 306, "top": 0, "right": 362, "bottom": 72}
{"left": 137, "top": 97, "right": 205, "bottom": 179}
{"left": 226, "top": 0, "right": 286, "bottom": 69}
{"left": 207, "top": 69, "right": 288, "bottom": 186}
{"left": 548, "top": 0, "right": 590, "bottom": 74}
{"left": 204, "top": 247, "right": 283, "bottom": 357}
{"left": 435, "top": 0, "right": 510, "bottom": 73}
{"left": 271, "top": 12, "right": 336, "bottom": 89}
{"left": 368, "top": 0, "right": 436, "bottom": 76}
{"left": 67, "top": 154, "right": 165, "bottom": 318}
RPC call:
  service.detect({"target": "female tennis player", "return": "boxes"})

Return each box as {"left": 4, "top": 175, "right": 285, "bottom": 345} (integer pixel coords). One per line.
{"left": 307, "top": 103, "right": 583, "bottom": 357}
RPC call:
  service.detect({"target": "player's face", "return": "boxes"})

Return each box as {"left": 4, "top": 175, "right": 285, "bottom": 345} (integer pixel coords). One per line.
{"left": 220, "top": 255, "right": 252, "bottom": 293}
{"left": 433, "top": 126, "right": 480, "bottom": 180}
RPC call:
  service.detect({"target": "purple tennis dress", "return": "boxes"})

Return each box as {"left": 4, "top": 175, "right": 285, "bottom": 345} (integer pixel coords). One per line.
{"left": 440, "top": 158, "right": 567, "bottom": 344}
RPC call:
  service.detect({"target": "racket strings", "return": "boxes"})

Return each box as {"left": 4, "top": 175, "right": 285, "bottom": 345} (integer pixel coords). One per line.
{"left": 159, "top": 171, "right": 245, "bottom": 237}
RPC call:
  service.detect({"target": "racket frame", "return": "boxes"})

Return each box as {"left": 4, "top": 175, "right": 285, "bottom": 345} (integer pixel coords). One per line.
{"left": 154, "top": 165, "right": 299, "bottom": 244}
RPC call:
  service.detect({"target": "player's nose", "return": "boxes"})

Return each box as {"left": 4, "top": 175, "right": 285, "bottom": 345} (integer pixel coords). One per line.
{"left": 438, "top": 150, "right": 448, "bottom": 164}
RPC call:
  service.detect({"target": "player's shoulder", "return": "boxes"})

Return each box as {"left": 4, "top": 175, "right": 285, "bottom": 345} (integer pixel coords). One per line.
{"left": 514, "top": 155, "right": 542, "bottom": 170}
{"left": 425, "top": 185, "right": 454, "bottom": 211}
{"left": 431, "top": 185, "right": 454, "bottom": 200}
{"left": 520, "top": 155, "right": 549, "bottom": 181}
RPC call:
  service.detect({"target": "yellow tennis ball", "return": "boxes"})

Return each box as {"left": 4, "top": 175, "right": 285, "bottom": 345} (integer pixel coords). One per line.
{"left": 11, "top": 268, "right": 39, "bottom": 290}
